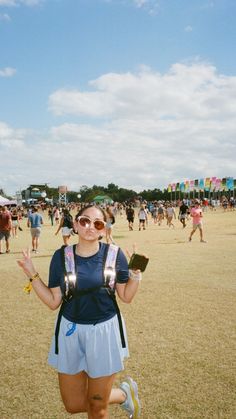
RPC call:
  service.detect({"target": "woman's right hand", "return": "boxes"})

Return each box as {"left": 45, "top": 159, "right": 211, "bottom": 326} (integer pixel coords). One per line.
{"left": 17, "top": 248, "right": 37, "bottom": 278}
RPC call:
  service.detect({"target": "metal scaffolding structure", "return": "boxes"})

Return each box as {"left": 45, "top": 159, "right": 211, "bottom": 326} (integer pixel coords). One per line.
{"left": 58, "top": 186, "right": 67, "bottom": 205}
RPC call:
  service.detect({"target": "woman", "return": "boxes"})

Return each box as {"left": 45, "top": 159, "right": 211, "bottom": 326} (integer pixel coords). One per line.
{"left": 11, "top": 208, "right": 20, "bottom": 238}
{"left": 17, "top": 205, "right": 141, "bottom": 418}
{"left": 55, "top": 208, "right": 73, "bottom": 245}
{"left": 105, "top": 206, "right": 115, "bottom": 244}
{"left": 138, "top": 205, "right": 148, "bottom": 231}
{"left": 189, "top": 200, "right": 206, "bottom": 243}
{"left": 165, "top": 203, "right": 176, "bottom": 228}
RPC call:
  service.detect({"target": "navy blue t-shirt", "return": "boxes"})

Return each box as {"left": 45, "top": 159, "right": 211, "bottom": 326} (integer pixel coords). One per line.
{"left": 48, "top": 242, "right": 129, "bottom": 324}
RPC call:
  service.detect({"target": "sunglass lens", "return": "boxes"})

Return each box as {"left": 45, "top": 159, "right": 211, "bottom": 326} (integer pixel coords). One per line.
{"left": 79, "top": 217, "right": 91, "bottom": 227}
{"left": 94, "top": 221, "right": 105, "bottom": 230}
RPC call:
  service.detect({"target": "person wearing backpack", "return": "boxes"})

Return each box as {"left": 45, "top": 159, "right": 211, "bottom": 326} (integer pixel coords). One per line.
{"left": 55, "top": 208, "right": 73, "bottom": 245}
{"left": 17, "top": 205, "right": 142, "bottom": 418}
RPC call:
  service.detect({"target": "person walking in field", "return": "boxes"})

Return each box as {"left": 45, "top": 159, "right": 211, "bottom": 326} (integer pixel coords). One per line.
{"left": 178, "top": 200, "right": 189, "bottom": 228}
{"left": 189, "top": 200, "right": 206, "bottom": 243}
{"left": 0, "top": 205, "right": 12, "bottom": 254}
{"left": 17, "top": 205, "right": 142, "bottom": 418}
{"left": 126, "top": 205, "right": 135, "bottom": 231}
{"left": 105, "top": 206, "right": 116, "bottom": 244}
{"left": 157, "top": 203, "right": 164, "bottom": 226}
{"left": 27, "top": 206, "right": 43, "bottom": 253}
{"left": 11, "top": 208, "right": 20, "bottom": 238}
{"left": 55, "top": 208, "right": 74, "bottom": 246}
{"left": 165, "top": 203, "right": 176, "bottom": 228}
{"left": 138, "top": 205, "right": 148, "bottom": 231}
{"left": 151, "top": 203, "right": 158, "bottom": 224}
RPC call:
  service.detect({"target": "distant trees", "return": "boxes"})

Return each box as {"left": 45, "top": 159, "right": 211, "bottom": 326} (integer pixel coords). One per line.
{"left": 17, "top": 183, "right": 169, "bottom": 203}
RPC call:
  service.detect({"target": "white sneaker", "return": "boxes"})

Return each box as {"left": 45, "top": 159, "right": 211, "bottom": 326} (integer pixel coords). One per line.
{"left": 120, "top": 376, "right": 141, "bottom": 418}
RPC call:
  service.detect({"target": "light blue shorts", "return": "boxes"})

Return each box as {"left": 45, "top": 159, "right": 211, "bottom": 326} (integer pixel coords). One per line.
{"left": 48, "top": 315, "right": 129, "bottom": 378}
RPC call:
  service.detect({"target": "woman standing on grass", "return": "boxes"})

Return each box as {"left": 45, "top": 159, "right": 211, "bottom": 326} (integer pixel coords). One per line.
{"left": 55, "top": 208, "right": 74, "bottom": 245}
{"left": 189, "top": 200, "right": 206, "bottom": 243}
{"left": 17, "top": 205, "right": 141, "bottom": 419}
{"left": 105, "top": 206, "right": 115, "bottom": 244}
{"left": 11, "top": 208, "right": 20, "bottom": 238}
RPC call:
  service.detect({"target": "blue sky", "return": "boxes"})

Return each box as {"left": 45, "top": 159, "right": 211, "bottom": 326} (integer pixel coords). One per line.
{"left": 0, "top": 0, "right": 236, "bottom": 195}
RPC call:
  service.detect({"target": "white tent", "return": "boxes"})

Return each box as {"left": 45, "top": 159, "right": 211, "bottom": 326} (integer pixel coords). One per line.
{"left": 0, "top": 195, "right": 17, "bottom": 205}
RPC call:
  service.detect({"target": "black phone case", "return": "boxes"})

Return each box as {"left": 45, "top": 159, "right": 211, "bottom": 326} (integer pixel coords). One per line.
{"left": 128, "top": 253, "right": 149, "bottom": 272}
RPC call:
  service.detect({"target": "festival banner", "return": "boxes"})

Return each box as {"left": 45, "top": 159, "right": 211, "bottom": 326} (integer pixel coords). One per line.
{"left": 168, "top": 184, "right": 172, "bottom": 193}
{"left": 199, "top": 178, "right": 205, "bottom": 191}
{"left": 221, "top": 178, "right": 227, "bottom": 191}
{"left": 176, "top": 182, "right": 180, "bottom": 192}
{"left": 234, "top": 179, "right": 236, "bottom": 190}
{"left": 185, "top": 180, "right": 190, "bottom": 193}
{"left": 210, "top": 176, "right": 217, "bottom": 191}
{"left": 190, "top": 180, "right": 195, "bottom": 191}
{"left": 204, "top": 177, "right": 211, "bottom": 191}
{"left": 171, "top": 183, "right": 176, "bottom": 192}
{"left": 194, "top": 179, "right": 199, "bottom": 191}
{"left": 215, "top": 178, "right": 222, "bottom": 192}
{"left": 180, "top": 182, "right": 185, "bottom": 192}
{"left": 226, "top": 177, "right": 234, "bottom": 191}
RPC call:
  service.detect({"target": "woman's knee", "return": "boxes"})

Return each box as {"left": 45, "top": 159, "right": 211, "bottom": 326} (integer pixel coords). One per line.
{"left": 63, "top": 399, "right": 86, "bottom": 414}
{"left": 88, "top": 398, "right": 108, "bottom": 418}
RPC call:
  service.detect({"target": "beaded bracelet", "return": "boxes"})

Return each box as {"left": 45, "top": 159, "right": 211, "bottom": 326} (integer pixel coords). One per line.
{"left": 24, "top": 272, "right": 41, "bottom": 294}
{"left": 29, "top": 272, "right": 41, "bottom": 282}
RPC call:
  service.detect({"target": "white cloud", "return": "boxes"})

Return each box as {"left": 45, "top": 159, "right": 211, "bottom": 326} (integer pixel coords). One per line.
{"left": 0, "top": 0, "right": 42, "bottom": 6}
{"left": 185, "top": 25, "right": 193, "bottom": 32}
{"left": 0, "top": 67, "right": 16, "bottom": 77}
{"left": 1, "top": 61, "right": 236, "bottom": 195}
{"left": 133, "top": 0, "right": 160, "bottom": 14}
{"left": 0, "top": 122, "right": 25, "bottom": 147}
{"left": 101, "top": 0, "right": 160, "bottom": 15}
{"left": 133, "top": 0, "right": 148, "bottom": 7}
{"left": 0, "top": 12, "right": 11, "bottom": 20}
{"left": 49, "top": 62, "right": 236, "bottom": 120}
{"left": 0, "top": 0, "right": 15, "bottom": 5}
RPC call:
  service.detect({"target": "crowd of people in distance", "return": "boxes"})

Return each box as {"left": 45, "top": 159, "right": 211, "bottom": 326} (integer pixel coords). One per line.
{"left": 0, "top": 195, "right": 235, "bottom": 254}
{"left": 0, "top": 194, "right": 235, "bottom": 418}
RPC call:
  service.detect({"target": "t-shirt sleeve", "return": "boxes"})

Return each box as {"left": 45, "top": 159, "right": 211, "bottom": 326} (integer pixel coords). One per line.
{"left": 48, "top": 249, "right": 64, "bottom": 288}
{"left": 116, "top": 248, "right": 129, "bottom": 284}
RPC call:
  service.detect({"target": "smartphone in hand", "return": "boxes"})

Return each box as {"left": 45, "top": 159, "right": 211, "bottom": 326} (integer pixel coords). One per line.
{"left": 128, "top": 253, "right": 149, "bottom": 272}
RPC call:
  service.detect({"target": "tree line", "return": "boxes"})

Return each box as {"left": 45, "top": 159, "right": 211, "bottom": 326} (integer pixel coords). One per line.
{"left": 1, "top": 185, "right": 171, "bottom": 203}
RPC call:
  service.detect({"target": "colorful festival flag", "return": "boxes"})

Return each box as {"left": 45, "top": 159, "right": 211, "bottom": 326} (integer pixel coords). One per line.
{"left": 185, "top": 180, "right": 190, "bottom": 193}
{"left": 221, "top": 178, "right": 227, "bottom": 191}
{"left": 199, "top": 178, "right": 204, "bottom": 191}
{"left": 190, "top": 180, "right": 195, "bottom": 191}
{"left": 210, "top": 177, "right": 217, "bottom": 191}
{"left": 226, "top": 177, "right": 234, "bottom": 191}
{"left": 180, "top": 182, "right": 185, "bottom": 192}
{"left": 204, "top": 177, "right": 211, "bottom": 191}
{"left": 215, "top": 178, "right": 222, "bottom": 192}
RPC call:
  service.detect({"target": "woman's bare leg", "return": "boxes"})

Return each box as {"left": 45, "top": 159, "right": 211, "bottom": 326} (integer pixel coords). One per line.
{"left": 58, "top": 371, "right": 125, "bottom": 418}
{"left": 58, "top": 371, "right": 88, "bottom": 414}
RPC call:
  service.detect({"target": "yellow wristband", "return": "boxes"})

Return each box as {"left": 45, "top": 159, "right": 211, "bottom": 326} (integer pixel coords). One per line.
{"left": 29, "top": 272, "right": 40, "bottom": 282}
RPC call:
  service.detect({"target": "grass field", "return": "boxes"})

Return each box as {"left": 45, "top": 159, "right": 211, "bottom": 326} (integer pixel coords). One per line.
{"left": 0, "top": 208, "right": 236, "bottom": 418}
